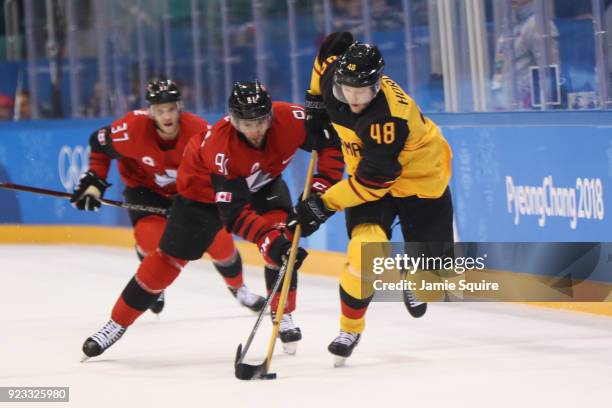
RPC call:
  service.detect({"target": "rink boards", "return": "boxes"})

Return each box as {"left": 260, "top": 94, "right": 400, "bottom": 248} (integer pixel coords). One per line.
{"left": 1, "top": 111, "right": 612, "bottom": 314}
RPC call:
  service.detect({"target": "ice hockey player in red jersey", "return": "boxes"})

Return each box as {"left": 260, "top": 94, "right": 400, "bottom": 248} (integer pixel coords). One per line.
{"left": 80, "top": 80, "right": 343, "bottom": 360}
{"left": 71, "top": 79, "right": 265, "bottom": 318}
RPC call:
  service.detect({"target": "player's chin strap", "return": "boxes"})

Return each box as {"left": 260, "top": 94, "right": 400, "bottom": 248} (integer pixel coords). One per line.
{"left": 234, "top": 151, "right": 317, "bottom": 381}
{"left": 0, "top": 182, "right": 168, "bottom": 215}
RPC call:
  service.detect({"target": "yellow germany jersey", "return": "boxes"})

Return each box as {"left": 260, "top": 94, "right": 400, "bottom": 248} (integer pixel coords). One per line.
{"left": 310, "top": 56, "right": 452, "bottom": 211}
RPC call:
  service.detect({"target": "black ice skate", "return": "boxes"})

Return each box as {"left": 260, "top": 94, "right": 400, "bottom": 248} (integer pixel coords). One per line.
{"left": 81, "top": 319, "right": 126, "bottom": 362}
{"left": 272, "top": 312, "right": 302, "bottom": 355}
{"left": 403, "top": 287, "right": 427, "bottom": 318}
{"left": 328, "top": 330, "right": 361, "bottom": 367}
{"left": 229, "top": 285, "right": 266, "bottom": 312}
{"left": 149, "top": 291, "right": 165, "bottom": 314}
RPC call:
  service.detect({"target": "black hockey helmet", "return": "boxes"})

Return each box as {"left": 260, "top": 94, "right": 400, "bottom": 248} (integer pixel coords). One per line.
{"left": 145, "top": 79, "right": 181, "bottom": 105}
{"left": 228, "top": 81, "right": 272, "bottom": 120}
{"left": 334, "top": 42, "right": 385, "bottom": 88}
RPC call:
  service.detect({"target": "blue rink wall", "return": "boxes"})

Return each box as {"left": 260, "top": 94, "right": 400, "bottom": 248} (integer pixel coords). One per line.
{"left": 1, "top": 111, "right": 612, "bottom": 252}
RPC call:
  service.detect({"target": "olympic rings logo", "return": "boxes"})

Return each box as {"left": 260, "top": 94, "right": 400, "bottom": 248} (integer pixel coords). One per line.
{"left": 58, "top": 145, "right": 90, "bottom": 192}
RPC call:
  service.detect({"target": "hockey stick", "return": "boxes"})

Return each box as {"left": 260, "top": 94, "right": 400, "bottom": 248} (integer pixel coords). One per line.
{"left": 0, "top": 182, "right": 168, "bottom": 215}
{"left": 234, "top": 255, "right": 289, "bottom": 380}
{"left": 234, "top": 151, "right": 317, "bottom": 380}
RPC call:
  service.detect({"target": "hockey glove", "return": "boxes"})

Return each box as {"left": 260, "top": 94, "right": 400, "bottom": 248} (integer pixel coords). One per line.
{"left": 258, "top": 226, "right": 308, "bottom": 270}
{"left": 287, "top": 194, "right": 335, "bottom": 237}
{"left": 305, "top": 91, "right": 336, "bottom": 147}
{"left": 317, "top": 32, "right": 355, "bottom": 63}
{"left": 70, "top": 170, "right": 111, "bottom": 211}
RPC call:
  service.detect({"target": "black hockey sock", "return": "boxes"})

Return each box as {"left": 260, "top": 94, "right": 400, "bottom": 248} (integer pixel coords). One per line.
{"left": 213, "top": 251, "right": 243, "bottom": 288}
{"left": 264, "top": 265, "right": 298, "bottom": 294}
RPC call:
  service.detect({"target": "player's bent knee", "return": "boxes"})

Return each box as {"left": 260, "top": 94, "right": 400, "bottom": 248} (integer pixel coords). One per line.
{"left": 207, "top": 229, "right": 236, "bottom": 261}
{"left": 133, "top": 215, "right": 167, "bottom": 257}
{"left": 136, "top": 249, "right": 188, "bottom": 291}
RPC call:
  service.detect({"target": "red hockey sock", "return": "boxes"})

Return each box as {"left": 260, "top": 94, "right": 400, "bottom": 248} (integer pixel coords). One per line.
{"left": 134, "top": 215, "right": 167, "bottom": 257}
{"left": 270, "top": 289, "right": 296, "bottom": 314}
{"left": 208, "top": 229, "right": 243, "bottom": 288}
{"left": 111, "top": 250, "right": 187, "bottom": 328}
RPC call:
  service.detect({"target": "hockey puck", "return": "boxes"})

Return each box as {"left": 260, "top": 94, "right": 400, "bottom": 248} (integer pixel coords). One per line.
{"left": 261, "top": 373, "right": 277, "bottom": 380}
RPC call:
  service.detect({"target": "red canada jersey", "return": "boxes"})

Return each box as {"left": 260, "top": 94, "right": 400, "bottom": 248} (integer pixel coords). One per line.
{"left": 178, "top": 101, "right": 308, "bottom": 203}
{"left": 88, "top": 110, "right": 209, "bottom": 198}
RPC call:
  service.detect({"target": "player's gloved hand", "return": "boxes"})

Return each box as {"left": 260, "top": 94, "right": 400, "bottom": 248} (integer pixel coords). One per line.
{"left": 287, "top": 194, "right": 335, "bottom": 237}
{"left": 318, "top": 32, "right": 355, "bottom": 62}
{"left": 70, "top": 170, "right": 111, "bottom": 211}
{"left": 258, "top": 225, "right": 308, "bottom": 270}
{"left": 304, "top": 90, "right": 330, "bottom": 142}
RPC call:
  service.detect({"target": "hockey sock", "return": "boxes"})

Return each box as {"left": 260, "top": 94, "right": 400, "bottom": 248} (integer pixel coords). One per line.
{"left": 265, "top": 265, "right": 297, "bottom": 313}
{"left": 111, "top": 250, "right": 187, "bottom": 327}
{"left": 338, "top": 223, "right": 388, "bottom": 333}
{"left": 207, "top": 229, "right": 243, "bottom": 288}
{"left": 134, "top": 215, "right": 167, "bottom": 260}
{"left": 212, "top": 250, "right": 243, "bottom": 289}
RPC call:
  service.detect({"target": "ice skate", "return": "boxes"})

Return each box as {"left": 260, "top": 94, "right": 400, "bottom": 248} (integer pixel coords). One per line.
{"left": 229, "top": 285, "right": 266, "bottom": 312}
{"left": 272, "top": 312, "right": 301, "bottom": 355}
{"left": 149, "top": 291, "right": 165, "bottom": 314}
{"left": 328, "top": 330, "right": 361, "bottom": 367}
{"left": 403, "top": 287, "right": 427, "bottom": 318}
{"left": 81, "top": 319, "right": 126, "bottom": 362}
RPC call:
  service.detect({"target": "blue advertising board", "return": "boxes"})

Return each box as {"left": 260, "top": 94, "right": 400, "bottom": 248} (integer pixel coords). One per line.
{"left": 1, "top": 111, "right": 612, "bottom": 253}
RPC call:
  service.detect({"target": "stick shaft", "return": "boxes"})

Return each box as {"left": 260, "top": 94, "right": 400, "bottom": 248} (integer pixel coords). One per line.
{"left": 264, "top": 151, "right": 318, "bottom": 371}
{"left": 0, "top": 182, "right": 168, "bottom": 215}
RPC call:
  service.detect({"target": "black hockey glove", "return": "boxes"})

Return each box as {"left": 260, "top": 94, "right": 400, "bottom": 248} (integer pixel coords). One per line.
{"left": 304, "top": 91, "right": 330, "bottom": 143}
{"left": 317, "top": 31, "right": 355, "bottom": 63}
{"left": 70, "top": 170, "right": 111, "bottom": 211}
{"left": 258, "top": 226, "right": 308, "bottom": 270}
{"left": 287, "top": 194, "right": 335, "bottom": 237}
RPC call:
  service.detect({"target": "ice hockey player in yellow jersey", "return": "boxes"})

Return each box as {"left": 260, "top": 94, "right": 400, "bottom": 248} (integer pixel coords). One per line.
{"left": 289, "top": 32, "right": 454, "bottom": 366}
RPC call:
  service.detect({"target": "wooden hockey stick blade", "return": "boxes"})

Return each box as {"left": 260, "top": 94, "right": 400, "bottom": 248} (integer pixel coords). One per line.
{"left": 234, "top": 344, "right": 276, "bottom": 380}
{"left": 0, "top": 182, "right": 167, "bottom": 215}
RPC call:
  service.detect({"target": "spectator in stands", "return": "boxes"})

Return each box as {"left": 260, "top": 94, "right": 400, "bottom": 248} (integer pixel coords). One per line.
{"left": 0, "top": 94, "right": 13, "bottom": 120}
{"left": 323, "top": 0, "right": 403, "bottom": 36}
{"left": 602, "top": 0, "right": 612, "bottom": 91}
{"left": 491, "top": 0, "right": 560, "bottom": 110}
{"left": 84, "top": 81, "right": 105, "bottom": 117}
{"left": 371, "top": 0, "right": 403, "bottom": 31}
{"left": 331, "top": 0, "right": 363, "bottom": 34}
{"left": 14, "top": 90, "right": 32, "bottom": 120}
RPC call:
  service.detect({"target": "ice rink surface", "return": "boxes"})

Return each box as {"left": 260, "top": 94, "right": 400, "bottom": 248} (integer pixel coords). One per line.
{"left": 1, "top": 244, "right": 611, "bottom": 408}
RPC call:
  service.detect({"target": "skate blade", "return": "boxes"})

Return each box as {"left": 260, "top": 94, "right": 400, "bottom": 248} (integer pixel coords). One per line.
{"left": 80, "top": 354, "right": 91, "bottom": 363}
{"left": 282, "top": 341, "right": 298, "bottom": 355}
{"left": 333, "top": 355, "right": 347, "bottom": 367}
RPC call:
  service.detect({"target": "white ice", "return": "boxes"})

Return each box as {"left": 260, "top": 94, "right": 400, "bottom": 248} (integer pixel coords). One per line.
{"left": 1, "top": 245, "right": 611, "bottom": 408}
